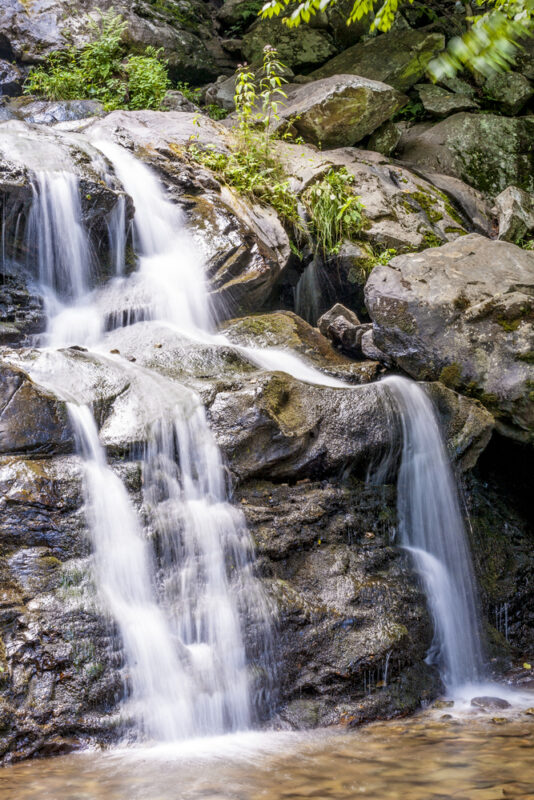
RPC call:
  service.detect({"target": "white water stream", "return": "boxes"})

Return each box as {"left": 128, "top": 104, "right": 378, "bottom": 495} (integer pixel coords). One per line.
{"left": 19, "top": 139, "right": 491, "bottom": 742}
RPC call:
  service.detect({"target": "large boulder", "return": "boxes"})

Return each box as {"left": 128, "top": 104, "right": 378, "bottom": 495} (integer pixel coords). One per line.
{"left": 365, "top": 234, "right": 534, "bottom": 443}
{"left": 274, "top": 75, "right": 407, "bottom": 148}
{"left": 0, "top": 0, "right": 231, "bottom": 82}
{"left": 274, "top": 141, "right": 471, "bottom": 252}
{"left": 310, "top": 27, "right": 445, "bottom": 91}
{"left": 397, "top": 113, "right": 534, "bottom": 196}
{"left": 241, "top": 18, "right": 337, "bottom": 72}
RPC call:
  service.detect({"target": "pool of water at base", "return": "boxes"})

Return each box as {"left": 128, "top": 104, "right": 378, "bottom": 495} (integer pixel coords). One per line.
{"left": 1, "top": 711, "right": 534, "bottom": 800}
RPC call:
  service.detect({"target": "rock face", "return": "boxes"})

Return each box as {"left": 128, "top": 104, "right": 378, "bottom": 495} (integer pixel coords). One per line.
{"left": 80, "top": 111, "right": 291, "bottom": 317}
{"left": 242, "top": 18, "right": 337, "bottom": 72}
{"left": 0, "top": 58, "right": 22, "bottom": 95}
{"left": 398, "top": 114, "right": 534, "bottom": 196}
{"left": 242, "top": 478, "right": 439, "bottom": 728}
{"left": 365, "top": 234, "right": 534, "bottom": 443}
{"left": 310, "top": 28, "right": 445, "bottom": 91}
{"left": 0, "top": 0, "right": 231, "bottom": 82}
{"left": 275, "top": 75, "right": 407, "bottom": 148}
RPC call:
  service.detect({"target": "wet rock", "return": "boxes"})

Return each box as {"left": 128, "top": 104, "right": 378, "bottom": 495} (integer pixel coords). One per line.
{"left": 397, "top": 113, "right": 534, "bottom": 196}
{"left": 0, "top": 58, "right": 22, "bottom": 96}
{"left": 83, "top": 111, "right": 290, "bottom": 316}
{"left": 495, "top": 186, "right": 534, "bottom": 244}
{"left": 317, "top": 303, "right": 364, "bottom": 357}
{"left": 365, "top": 234, "right": 534, "bottom": 443}
{"left": 242, "top": 18, "right": 337, "bottom": 72}
{"left": 274, "top": 75, "right": 407, "bottom": 148}
{"left": 221, "top": 310, "right": 379, "bottom": 383}
{"left": 433, "top": 699, "right": 454, "bottom": 708}
{"left": 310, "top": 28, "right": 445, "bottom": 91}
{"left": 423, "top": 383, "right": 494, "bottom": 471}
{"left": 5, "top": 97, "right": 104, "bottom": 124}
{"left": 415, "top": 83, "right": 478, "bottom": 117}
{"left": 483, "top": 71, "right": 534, "bottom": 115}
{"left": 0, "top": 363, "right": 72, "bottom": 454}
{"left": 242, "top": 478, "right": 439, "bottom": 726}
{"left": 471, "top": 696, "right": 511, "bottom": 710}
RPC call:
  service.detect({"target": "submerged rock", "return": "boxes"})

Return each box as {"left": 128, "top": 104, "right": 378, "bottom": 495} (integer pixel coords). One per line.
{"left": 365, "top": 234, "right": 534, "bottom": 443}
{"left": 471, "top": 696, "right": 511, "bottom": 710}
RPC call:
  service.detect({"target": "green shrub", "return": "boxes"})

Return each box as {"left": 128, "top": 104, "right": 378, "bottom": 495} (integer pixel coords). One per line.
{"left": 24, "top": 10, "right": 170, "bottom": 111}
{"left": 303, "top": 169, "right": 365, "bottom": 256}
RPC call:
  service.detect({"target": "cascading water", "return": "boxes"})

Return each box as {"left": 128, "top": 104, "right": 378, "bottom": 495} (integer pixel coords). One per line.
{"left": 20, "top": 135, "right": 490, "bottom": 745}
{"left": 376, "top": 377, "right": 485, "bottom": 692}
{"left": 22, "top": 156, "right": 273, "bottom": 741}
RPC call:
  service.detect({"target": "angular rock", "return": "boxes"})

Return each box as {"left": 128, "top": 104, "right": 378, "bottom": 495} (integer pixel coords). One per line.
{"left": 415, "top": 83, "right": 478, "bottom": 117}
{"left": 221, "top": 310, "right": 379, "bottom": 383}
{"left": 242, "top": 18, "right": 337, "bottom": 72}
{"left": 317, "top": 303, "right": 364, "bottom": 356}
{"left": 365, "top": 234, "right": 534, "bottom": 443}
{"left": 398, "top": 113, "right": 534, "bottom": 196}
{"left": 310, "top": 28, "right": 445, "bottom": 91}
{"left": 361, "top": 329, "right": 393, "bottom": 367}
{"left": 0, "top": 363, "right": 72, "bottom": 454}
{"left": 495, "top": 186, "right": 534, "bottom": 244}
{"left": 0, "top": 58, "right": 22, "bottom": 96}
{"left": 367, "top": 120, "right": 401, "bottom": 156}
{"left": 483, "top": 71, "right": 534, "bottom": 115}
{"left": 275, "top": 75, "right": 407, "bottom": 148}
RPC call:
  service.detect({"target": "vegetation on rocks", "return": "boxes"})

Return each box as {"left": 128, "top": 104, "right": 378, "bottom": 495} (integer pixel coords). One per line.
{"left": 24, "top": 11, "right": 170, "bottom": 110}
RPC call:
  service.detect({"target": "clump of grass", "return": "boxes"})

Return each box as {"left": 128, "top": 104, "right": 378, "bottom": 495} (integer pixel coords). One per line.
{"left": 303, "top": 168, "right": 365, "bottom": 256}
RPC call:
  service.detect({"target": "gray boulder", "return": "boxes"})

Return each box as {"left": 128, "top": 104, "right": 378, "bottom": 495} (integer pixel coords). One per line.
{"left": 274, "top": 75, "right": 407, "bottom": 148}
{"left": 483, "top": 71, "right": 534, "bottom": 115}
{"left": 367, "top": 120, "right": 402, "bottom": 156}
{"left": 495, "top": 186, "right": 534, "bottom": 244}
{"left": 398, "top": 113, "right": 534, "bottom": 196}
{"left": 310, "top": 28, "right": 445, "bottom": 91}
{"left": 242, "top": 18, "right": 337, "bottom": 72}
{"left": 365, "top": 233, "right": 534, "bottom": 442}
{"left": 415, "top": 83, "right": 479, "bottom": 117}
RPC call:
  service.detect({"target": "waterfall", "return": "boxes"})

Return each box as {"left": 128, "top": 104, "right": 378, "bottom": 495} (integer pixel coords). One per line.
{"left": 377, "top": 377, "right": 485, "bottom": 691}
{"left": 23, "top": 158, "right": 273, "bottom": 741}
{"left": 20, "top": 139, "right": 488, "bottom": 741}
